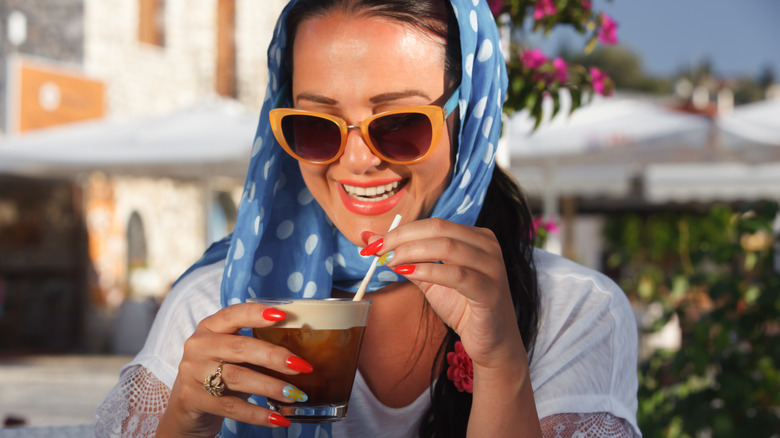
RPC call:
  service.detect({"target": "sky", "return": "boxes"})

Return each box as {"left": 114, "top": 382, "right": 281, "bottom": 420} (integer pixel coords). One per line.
{"left": 533, "top": 0, "right": 780, "bottom": 79}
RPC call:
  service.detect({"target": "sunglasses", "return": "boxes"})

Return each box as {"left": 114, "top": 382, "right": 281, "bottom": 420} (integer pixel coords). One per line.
{"left": 269, "top": 85, "right": 460, "bottom": 165}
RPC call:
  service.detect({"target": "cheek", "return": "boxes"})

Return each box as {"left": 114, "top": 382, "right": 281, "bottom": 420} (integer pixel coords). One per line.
{"left": 420, "top": 133, "right": 454, "bottom": 203}
{"left": 298, "top": 164, "right": 329, "bottom": 203}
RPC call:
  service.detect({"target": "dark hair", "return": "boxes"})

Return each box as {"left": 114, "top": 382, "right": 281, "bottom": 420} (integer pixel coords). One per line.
{"left": 285, "top": 1, "right": 540, "bottom": 437}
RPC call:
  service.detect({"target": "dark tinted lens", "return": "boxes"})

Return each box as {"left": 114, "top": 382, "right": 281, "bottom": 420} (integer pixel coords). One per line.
{"left": 368, "top": 112, "right": 432, "bottom": 161}
{"left": 281, "top": 115, "right": 342, "bottom": 161}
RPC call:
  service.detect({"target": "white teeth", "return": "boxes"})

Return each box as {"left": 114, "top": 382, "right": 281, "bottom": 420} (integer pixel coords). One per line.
{"left": 343, "top": 181, "right": 401, "bottom": 202}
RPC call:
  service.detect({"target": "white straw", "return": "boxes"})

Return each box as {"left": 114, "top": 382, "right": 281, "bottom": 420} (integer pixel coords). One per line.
{"left": 353, "top": 214, "right": 402, "bottom": 301}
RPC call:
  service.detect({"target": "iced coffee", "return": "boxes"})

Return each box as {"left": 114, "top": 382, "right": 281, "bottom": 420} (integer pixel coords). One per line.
{"left": 249, "top": 298, "right": 371, "bottom": 422}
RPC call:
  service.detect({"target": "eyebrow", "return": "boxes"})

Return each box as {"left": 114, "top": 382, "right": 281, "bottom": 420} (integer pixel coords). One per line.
{"left": 369, "top": 90, "right": 432, "bottom": 104}
{"left": 295, "top": 89, "right": 432, "bottom": 106}
{"left": 296, "top": 93, "right": 337, "bottom": 106}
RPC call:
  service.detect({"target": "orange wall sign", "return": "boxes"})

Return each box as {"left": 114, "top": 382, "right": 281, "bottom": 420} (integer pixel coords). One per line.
{"left": 14, "top": 57, "right": 105, "bottom": 133}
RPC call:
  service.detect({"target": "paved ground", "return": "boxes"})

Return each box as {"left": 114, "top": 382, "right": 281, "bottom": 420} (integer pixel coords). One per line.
{"left": 0, "top": 355, "right": 132, "bottom": 428}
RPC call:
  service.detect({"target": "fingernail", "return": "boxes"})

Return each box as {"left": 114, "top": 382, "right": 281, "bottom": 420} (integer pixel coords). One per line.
{"left": 286, "top": 356, "right": 314, "bottom": 373}
{"left": 393, "top": 264, "right": 415, "bottom": 275}
{"left": 282, "top": 385, "right": 309, "bottom": 402}
{"left": 262, "top": 307, "right": 286, "bottom": 321}
{"left": 269, "top": 412, "right": 291, "bottom": 427}
{"left": 377, "top": 251, "right": 394, "bottom": 266}
{"left": 360, "top": 231, "right": 376, "bottom": 245}
{"left": 360, "top": 238, "right": 384, "bottom": 256}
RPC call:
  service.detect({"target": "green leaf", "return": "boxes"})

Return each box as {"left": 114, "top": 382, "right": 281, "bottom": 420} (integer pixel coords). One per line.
{"left": 551, "top": 91, "right": 562, "bottom": 118}
{"left": 569, "top": 87, "right": 582, "bottom": 114}
{"left": 584, "top": 34, "right": 598, "bottom": 54}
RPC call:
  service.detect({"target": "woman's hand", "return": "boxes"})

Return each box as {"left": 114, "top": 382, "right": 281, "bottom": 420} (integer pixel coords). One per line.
{"left": 365, "top": 218, "right": 542, "bottom": 437}
{"left": 156, "top": 303, "right": 312, "bottom": 437}
{"left": 366, "top": 218, "right": 523, "bottom": 367}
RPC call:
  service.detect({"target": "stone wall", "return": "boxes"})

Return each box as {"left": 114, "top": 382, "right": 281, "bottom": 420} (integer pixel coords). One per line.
{"left": 82, "top": 0, "right": 287, "bottom": 119}
{"left": 0, "top": 0, "right": 85, "bottom": 132}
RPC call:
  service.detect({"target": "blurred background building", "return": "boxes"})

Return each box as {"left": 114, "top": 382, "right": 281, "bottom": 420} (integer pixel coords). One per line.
{"left": 0, "top": 0, "right": 778, "bottom": 434}
{"left": 0, "top": 0, "right": 287, "bottom": 354}
{"left": 0, "top": 0, "right": 778, "bottom": 371}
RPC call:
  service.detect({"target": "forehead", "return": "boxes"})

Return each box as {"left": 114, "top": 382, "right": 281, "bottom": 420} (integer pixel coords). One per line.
{"left": 290, "top": 12, "right": 447, "bottom": 96}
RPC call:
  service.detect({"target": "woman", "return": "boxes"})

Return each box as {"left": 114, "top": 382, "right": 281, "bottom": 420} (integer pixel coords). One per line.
{"left": 96, "top": 0, "right": 640, "bottom": 437}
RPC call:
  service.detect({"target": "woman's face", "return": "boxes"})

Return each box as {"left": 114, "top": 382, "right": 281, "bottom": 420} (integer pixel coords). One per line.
{"left": 292, "top": 12, "right": 453, "bottom": 245}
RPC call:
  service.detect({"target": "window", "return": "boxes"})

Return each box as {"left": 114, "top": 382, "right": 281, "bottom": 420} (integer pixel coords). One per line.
{"left": 127, "top": 211, "right": 147, "bottom": 271}
{"left": 215, "top": 0, "right": 236, "bottom": 97}
{"left": 139, "top": 0, "right": 165, "bottom": 46}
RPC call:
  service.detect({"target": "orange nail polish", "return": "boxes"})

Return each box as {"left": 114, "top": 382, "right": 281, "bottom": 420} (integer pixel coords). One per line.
{"left": 360, "top": 238, "right": 384, "bottom": 256}
{"left": 262, "top": 307, "right": 286, "bottom": 321}
{"left": 286, "top": 356, "right": 314, "bottom": 373}
{"left": 269, "top": 412, "right": 291, "bottom": 427}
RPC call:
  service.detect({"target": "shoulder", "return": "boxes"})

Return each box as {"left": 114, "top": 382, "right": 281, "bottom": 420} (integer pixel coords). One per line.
{"left": 532, "top": 248, "right": 635, "bottom": 330}
{"left": 531, "top": 247, "right": 636, "bottom": 350}
{"left": 155, "top": 259, "right": 225, "bottom": 337}
{"left": 529, "top": 249, "right": 639, "bottom": 431}
{"left": 533, "top": 248, "right": 626, "bottom": 304}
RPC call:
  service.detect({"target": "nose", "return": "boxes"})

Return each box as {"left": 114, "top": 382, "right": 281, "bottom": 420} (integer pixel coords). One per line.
{"left": 339, "top": 126, "right": 382, "bottom": 174}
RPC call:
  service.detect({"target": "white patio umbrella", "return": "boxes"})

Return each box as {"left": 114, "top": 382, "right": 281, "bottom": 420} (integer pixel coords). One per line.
{"left": 718, "top": 97, "right": 780, "bottom": 147}
{"left": 506, "top": 91, "right": 714, "bottom": 220}
{"left": 0, "top": 97, "right": 259, "bottom": 180}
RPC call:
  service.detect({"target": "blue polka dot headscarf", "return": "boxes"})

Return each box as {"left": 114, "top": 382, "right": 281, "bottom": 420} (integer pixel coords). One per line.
{"left": 180, "top": 0, "right": 506, "bottom": 436}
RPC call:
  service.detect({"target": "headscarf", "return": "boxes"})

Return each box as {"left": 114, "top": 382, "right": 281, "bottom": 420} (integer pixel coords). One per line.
{"left": 181, "top": 0, "right": 507, "bottom": 435}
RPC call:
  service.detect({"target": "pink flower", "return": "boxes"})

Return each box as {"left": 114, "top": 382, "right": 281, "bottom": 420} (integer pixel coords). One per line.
{"left": 590, "top": 67, "right": 613, "bottom": 96}
{"left": 551, "top": 57, "right": 568, "bottom": 83}
{"left": 521, "top": 49, "right": 548, "bottom": 70}
{"left": 488, "top": 0, "right": 504, "bottom": 17}
{"left": 446, "top": 341, "right": 473, "bottom": 393}
{"left": 581, "top": 0, "right": 592, "bottom": 10}
{"left": 533, "top": 216, "right": 560, "bottom": 235}
{"left": 533, "top": 0, "right": 558, "bottom": 20}
{"left": 598, "top": 13, "right": 618, "bottom": 45}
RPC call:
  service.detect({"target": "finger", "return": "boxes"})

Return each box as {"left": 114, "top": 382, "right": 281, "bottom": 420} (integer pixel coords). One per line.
{"left": 385, "top": 218, "right": 498, "bottom": 254}
{"left": 200, "top": 302, "right": 285, "bottom": 335}
{"left": 387, "top": 234, "right": 504, "bottom": 282}
{"left": 198, "top": 391, "right": 292, "bottom": 428}
{"left": 183, "top": 331, "right": 311, "bottom": 377}
{"left": 203, "top": 362, "right": 309, "bottom": 405}
{"left": 396, "top": 258, "right": 495, "bottom": 302}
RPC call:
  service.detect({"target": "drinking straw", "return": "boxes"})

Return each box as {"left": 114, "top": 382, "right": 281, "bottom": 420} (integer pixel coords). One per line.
{"left": 353, "top": 214, "right": 402, "bottom": 301}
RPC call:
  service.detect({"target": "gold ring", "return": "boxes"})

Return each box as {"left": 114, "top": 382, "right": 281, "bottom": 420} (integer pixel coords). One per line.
{"left": 202, "top": 361, "right": 226, "bottom": 397}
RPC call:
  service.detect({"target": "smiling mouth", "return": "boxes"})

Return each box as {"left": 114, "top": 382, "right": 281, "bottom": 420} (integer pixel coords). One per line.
{"left": 342, "top": 180, "right": 406, "bottom": 202}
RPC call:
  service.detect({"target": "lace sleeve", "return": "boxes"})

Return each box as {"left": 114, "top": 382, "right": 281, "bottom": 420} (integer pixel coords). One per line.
{"left": 95, "top": 365, "right": 171, "bottom": 438}
{"left": 540, "top": 412, "right": 638, "bottom": 438}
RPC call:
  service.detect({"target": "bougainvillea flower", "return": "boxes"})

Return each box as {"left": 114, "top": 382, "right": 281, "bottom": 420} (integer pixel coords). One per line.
{"left": 552, "top": 57, "right": 568, "bottom": 83}
{"left": 446, "top": 341, "right": 473, "bottom": 393}
{"left": 590, "top": 67, "right": 613, "bottom": 96}
{"left": 598, "top": 13, "right": 619, "bottom": 45}
{"left": 521, "top": 48, "right": 548, "bottom": 70}
{"left": 487, "top": 0, "right": 504, "bottom": 17}
{"left": 533, "top": 216, "right": 560, "bottom": 235}
{"left": 581, "top": 0, "right": 592, "bottom": 11}
{"left": 533, "top": 0, "right": 558, "bottom": 20}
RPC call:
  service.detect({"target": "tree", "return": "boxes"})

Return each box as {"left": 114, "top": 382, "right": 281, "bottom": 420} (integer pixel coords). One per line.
{"left": 603, "top": 202, "right": 780, "bottom": 437}
{"left": 569, "top": 46, "right": 672, "bottom": 94}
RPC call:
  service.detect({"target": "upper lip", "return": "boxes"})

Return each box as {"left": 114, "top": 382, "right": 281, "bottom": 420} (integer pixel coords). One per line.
{"left": 337, "top": 178, "right": 402, "bottom": 188}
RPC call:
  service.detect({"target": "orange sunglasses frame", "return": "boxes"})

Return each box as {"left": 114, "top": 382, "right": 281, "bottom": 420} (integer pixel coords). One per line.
{"left": 269, "top": 86, "right": 461, "bottom": 165}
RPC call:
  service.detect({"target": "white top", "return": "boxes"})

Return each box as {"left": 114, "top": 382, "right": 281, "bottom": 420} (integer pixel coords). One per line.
{"left": 114, "top": 248, "right": 641, "bottom": 436}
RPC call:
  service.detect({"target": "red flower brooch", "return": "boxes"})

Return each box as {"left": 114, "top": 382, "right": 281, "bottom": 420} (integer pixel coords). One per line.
{"left": 446, "top": 341, "right": 473, "bottom": 393}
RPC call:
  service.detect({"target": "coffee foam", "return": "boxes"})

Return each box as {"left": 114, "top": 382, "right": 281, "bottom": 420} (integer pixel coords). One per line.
{"left": 250, "top": 299, "right": 371, "bottom": 330}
